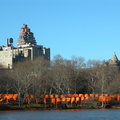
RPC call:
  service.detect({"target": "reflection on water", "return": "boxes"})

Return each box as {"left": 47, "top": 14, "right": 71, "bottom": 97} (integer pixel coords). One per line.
{"left": 0, "top": 109, "right": 120, "bottom": 120}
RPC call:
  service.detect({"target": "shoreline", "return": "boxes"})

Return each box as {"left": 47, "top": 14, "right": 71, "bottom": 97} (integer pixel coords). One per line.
{"left": 0, "top": 104, "right": 120, "bottom": 111}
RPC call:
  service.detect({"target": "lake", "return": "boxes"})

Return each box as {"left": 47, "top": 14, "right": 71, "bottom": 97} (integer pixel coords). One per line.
{"left": 0, "top": 109, "right": 120, "bottom": 120}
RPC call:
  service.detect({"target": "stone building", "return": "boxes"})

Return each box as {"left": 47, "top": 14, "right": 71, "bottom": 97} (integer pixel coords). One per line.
{"left": 0, "top": 24, "right": 50, "bottom": 69}
{"left": 103, "top": 53, "right": 120, "bottom": 68}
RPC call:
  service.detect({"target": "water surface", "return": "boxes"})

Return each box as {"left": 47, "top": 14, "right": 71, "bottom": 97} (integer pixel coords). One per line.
{"left": 0, "top": 109, "right": 119, "bottom": 120}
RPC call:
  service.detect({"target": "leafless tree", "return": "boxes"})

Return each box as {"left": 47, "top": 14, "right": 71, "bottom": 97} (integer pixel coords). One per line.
{"left": 0, "top": 69, "right": 13, "bottom": 94}
{"left": 10, "top": 57, "right": 50, "bottom": 106}
{"left": 51, "top": 54, "right": 64, "bottom": 66}
{"left": 29, "top": 57, "right": 50, "bottom": 95}
{"left": 71, "top": 56, "right": 86, "bottom": 69}
{"left": 86, "top": 59, "right": 104, "bottom": 68}
{"left": 48, "top": 65, "right": 74, "bottom": 94}
{"left": 85, "top": 68, "right": 98, "bottom": 94}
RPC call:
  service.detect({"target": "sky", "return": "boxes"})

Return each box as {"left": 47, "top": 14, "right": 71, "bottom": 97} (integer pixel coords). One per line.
{"left": 0, "top": 0, "right": 120, "bottom": 61}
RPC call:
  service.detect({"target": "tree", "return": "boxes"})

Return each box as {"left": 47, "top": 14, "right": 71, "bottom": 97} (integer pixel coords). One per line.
{"left": 0, "top": 70, "right": 13, "bottom": 94}
{"left": 85, "top": 68, "right": 98, "bottom": 94}
{"left": 10, "top": 60, "right": 30, "bottom": 106}
{"left": 48, "top": 65, "right": 74, "bottom": 94}
{"left": 51, "top": 54, "right": 64, "bottom": 66}
{"left": 29, "top": 57, "right": 50, "bottom": 95}
{"left": 71, "top": 56, "right": 86, "bottom": 69}
{"left": 10, "top": 57, "right": 50, "bottom": 106}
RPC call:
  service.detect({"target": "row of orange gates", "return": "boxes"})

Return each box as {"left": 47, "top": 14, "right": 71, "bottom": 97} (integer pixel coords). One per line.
{"left": 0, "top": 93, "right": 120, "bottom": 105}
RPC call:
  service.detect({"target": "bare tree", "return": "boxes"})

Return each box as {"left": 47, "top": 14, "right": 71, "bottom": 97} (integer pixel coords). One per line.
{"left": 10, "top": 61, "right": 30, "bottom": 106}
{"left": 51, "top": 54, "right": 64, "bottom": 66}
{"left": 71, "top": 56, "right": 86, "bottom": 69}
{"left": 10, "top": 57, "right": 50, "bottom": 106}
{"left": 85, "top": 68, "right": 98, "bottom": 94}
{"left": 0, "top": 69, "right": 14, "bottom": 94}
{"left": 86, "top": 59, "right": 104, "bottom": 68}
{"left": 29, "top": 57, "right": 50, "bottom": 95}
{"left": 48, "top": 65, "right": 74, "bottom": 94}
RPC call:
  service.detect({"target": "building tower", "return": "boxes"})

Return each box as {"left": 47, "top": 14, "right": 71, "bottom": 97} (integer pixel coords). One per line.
{"left": 103, "top": 53, "right": 120, "bottom": 68}
{"left": 17, "top": 24, "right": 37, "bottom": 47}
{"left": 109, "top": 52, "right": 119, "bottom": 65}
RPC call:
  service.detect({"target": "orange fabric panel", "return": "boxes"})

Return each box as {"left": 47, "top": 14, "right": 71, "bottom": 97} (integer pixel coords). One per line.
{"left": 98, "top": 96, "right": 103, "bottom": 101}
{"left": 106, "top": 97, "right": 111, "bottom": 101}
{"left": 43, "top": 98, "right": 46, "bottom": 104}
{"left": 104, "top": 94, "right": 108, "bottom": 97}
{"left": 68, "top": 94, "right": 73, "bottom": 97}
{"left": 51, "top": 98, "right": 55, "bottom": 104}
{"left": 55, "top": 95, "right": 59, "bottom": 98}
{"left": 3, "top": 93, "right": 120, "bottom": 104}
{"left": 79, "top": 94, "right": 84, "bottom": 97}
{"left": 60, "top": 94, "right": 65, "bottom": 98}
{"left": 61, "top": 97, "right": 66, "bottom": 102}
{"left": 89, "top": 94, "right": 94, "bottom": 97}
{"left": 98, "top": 96, "right": 108, "bottom": 102}
{"left": 85, "top": 97, "right": 89, "bottom": 100}
{"left": 13, "top": 94, "right": 18, "bottom": 100}
{"left": 104, "top": 98, "right": 107, "bottom": 102}
{"left": 84, "top": 94, "right": 89, "bottom": 97}
{"left": 81, "top": 96, "right": 84, "bottom": 101}
{"left": 95, "top": 94, "right": 99, "bottom": 97}
{"left": 76, "top": 97, "right": 80, "bottom": 102}
{"left": 8, "top": 94, "right": 12, "bottom": 99}
{"left": 45, "top": 95, "right": 49, "bottom": 99}
{"left": 100, "top": 94, "right": 104, "bottom": 96}
{"left": 71, "top": 97, "right": 75, "bottom": 103}
{"left": 29, "top": 95, "right": 34, "bottom": 99}
{"left": 3, "top": 94, "right": 7, "bottom": 100}
{"left": 73, "top": 94, "right": 79, "bottom": 97}
{"left": 13, "top": 94, "right": 18, "bottom": 97}
{"left": 49, "top": 95, "right": 54, "bottom": 99}
{"left": 66, "top": 97, "right": 71, "bottom": 102}
{"left": 6, "top": 94, "right": 14, "bottom": 100}
{"left": 117, "top": 95, "right": 120, "bottom": 101}
{"left": 56, "top": 98, "right": 61, "bottom": 103}
{"left": 64, "top": 94, "right": 68, "bottom": 97}
{"left": 110, "top": 94, "right": 116, "bottom": 98}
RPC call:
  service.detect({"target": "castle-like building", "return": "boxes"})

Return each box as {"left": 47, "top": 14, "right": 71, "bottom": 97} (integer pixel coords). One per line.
{"left": 0, "top": 24, "right": 50, "bottom": 69}
{"left": 103, "top": 53, "right": 120, "bottom": 68}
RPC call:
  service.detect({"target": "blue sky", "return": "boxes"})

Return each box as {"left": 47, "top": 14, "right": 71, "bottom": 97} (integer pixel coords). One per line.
{"left": 0, "top": 0, "right": 120, "bottom": 61}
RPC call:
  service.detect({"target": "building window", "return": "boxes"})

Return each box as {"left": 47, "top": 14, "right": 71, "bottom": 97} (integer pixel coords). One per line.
{"left": 43, "top": 49, "right": 45, "bottom": 54}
